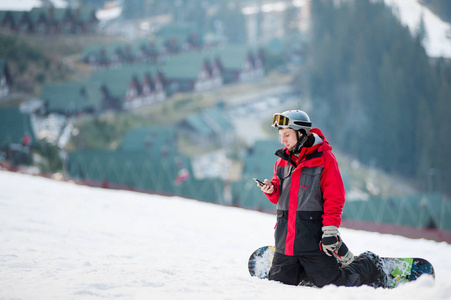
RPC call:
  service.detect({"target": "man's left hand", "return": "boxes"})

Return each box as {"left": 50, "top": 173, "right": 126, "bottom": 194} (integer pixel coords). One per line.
{"left": 321, "top": 225, "right": 340, "bottom": 256}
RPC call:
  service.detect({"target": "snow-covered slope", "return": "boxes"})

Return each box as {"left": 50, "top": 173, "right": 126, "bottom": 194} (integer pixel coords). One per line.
{"left": 0, "top": 170, "right": 450, "bottom": 299}
{"left": 384, "top": 0, "right": 451, "bottom": 58}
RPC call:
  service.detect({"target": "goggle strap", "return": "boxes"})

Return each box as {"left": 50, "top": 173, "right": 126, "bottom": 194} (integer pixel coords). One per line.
{"left": 293, "top": 120, "right": 312, "bottom": 127}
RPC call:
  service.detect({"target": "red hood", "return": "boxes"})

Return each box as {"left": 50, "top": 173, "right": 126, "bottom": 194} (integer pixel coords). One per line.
{"left": 310, "top": 128, "right": 331, "bottom": 150}
{"left": 297, "top": 128, "right": 331, "bottom": 158}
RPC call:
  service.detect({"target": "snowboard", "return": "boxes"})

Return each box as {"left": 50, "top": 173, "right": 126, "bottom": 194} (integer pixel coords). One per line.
{"left": 248, "top": 246, "right": 435, "bottom": 288}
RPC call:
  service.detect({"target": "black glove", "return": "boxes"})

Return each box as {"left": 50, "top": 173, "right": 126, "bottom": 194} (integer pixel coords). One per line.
{"left": 321, "top": 226, "right": 340, "bottom": 256}
{"left": 321, "top": 226, "right": 355, "bottom": 266}
{"left": 333, "top": 239, "right": 355, "bottom": 267}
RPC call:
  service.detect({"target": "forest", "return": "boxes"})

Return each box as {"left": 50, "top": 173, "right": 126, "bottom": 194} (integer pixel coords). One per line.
{"left": 307, "top": 0, "right": 451, "bottom": 196}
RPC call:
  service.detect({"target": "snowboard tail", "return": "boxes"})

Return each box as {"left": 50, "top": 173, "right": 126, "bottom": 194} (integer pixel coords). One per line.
{"left": 383, "top": 257, "right": 435, "bottom": 288}
{"left": 248, "top": 246, "right": 435, "bottom": 288}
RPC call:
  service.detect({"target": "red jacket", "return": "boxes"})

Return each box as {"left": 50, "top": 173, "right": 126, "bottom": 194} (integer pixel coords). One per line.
{"left": 265, "top": 128, "right": 345, "bottom": 256}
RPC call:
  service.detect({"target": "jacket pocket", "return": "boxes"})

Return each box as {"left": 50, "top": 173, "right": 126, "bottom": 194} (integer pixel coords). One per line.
{"left": 294, "top": 211, "right": 323, "bottom": 252}
{"left": 298, "top": 167, "right": 323, "bottom": 211}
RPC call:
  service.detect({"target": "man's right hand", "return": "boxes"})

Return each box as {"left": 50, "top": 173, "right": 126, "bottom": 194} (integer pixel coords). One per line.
{"left": 260, "top": 179, "right": 275, "bottom": 194}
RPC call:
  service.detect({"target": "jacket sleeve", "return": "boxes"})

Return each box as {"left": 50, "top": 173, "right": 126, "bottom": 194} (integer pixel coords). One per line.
{"left": 320, "top": 149, "right": 345, "bottom": 228}
{"left": 265, "top": 161, "right": 280, "bottom": 204}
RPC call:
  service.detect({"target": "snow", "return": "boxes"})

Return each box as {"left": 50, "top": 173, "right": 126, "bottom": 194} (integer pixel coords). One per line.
{"left": 0, "top": 0, "right": 66, "bottom": 11}
{"left": 96, "top": 6, "right": 122, "bottom": 22}
{"left": 383, "top": 0, "right": 451, "bottom": 58}
{"left": 0, "top": 170, "right": 450, "bottom": 299}
{"left": 0, "top": 0, "right": 42, "bottom": 11}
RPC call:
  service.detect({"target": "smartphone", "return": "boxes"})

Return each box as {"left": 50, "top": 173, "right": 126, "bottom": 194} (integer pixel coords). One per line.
{"left": 253, "top": 178, "right": 264, "bottom": 186}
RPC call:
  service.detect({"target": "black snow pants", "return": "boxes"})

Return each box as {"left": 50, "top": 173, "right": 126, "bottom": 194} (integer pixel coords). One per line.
{"left": 268, "top": 251, "right": 376, "bottom": 287}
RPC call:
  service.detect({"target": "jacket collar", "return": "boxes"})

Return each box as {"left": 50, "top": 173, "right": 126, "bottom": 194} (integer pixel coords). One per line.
{"left": 275, "top": 128, "right": 330, "bottom": 167}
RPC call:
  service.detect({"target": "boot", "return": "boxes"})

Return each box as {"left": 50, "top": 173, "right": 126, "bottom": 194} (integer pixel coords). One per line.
{"left": 363, "top": 251, "right": 388, "bottom": 288}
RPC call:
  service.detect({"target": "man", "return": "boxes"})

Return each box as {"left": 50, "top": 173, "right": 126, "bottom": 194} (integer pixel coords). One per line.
{"left": 257, "top": 110, "right": 386, "bottom": 288}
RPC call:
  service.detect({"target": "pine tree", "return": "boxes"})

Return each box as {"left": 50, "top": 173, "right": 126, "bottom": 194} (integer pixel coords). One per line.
{"left": 306, "top": 0, "right": 450, "bottom": 196}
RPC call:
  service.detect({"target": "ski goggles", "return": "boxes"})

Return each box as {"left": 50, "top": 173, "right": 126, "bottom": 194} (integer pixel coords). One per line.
{"left": 272, "top": 113, "right": 312, "bottom": 129}
{"left": 272, "top": 114, "right": 293, "bottom": 128}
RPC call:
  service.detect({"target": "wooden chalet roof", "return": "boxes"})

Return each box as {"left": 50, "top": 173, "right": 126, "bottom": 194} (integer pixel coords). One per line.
{"left": 75, "top": 7, "right": 97, "bottom": 23}
{"left": 0, "top": 10, "right": 25, "bottom": 26}
{"left": 0, "top": 6, "right": 97, "bottom": 26}
{"left": 90, "top": 64, "right": 159, "bottom": 97}
{"left": 81, "top": 36, "right": 168, "bottom": 64}
{"left": 210, "top": 45, "right": 254, "bottom": 70}
{"left": 29, "top": 7, "right": 68, "bottom": 23}
{"left": 160, "top": 52, "right": 210, "bottom": 79}
{"left": 89, "top": 69, "right": 129, "bottom": 98}
{"left": 80, "top": 23, "right": 202, "bottom": 64}
{"left": 40, "top": 81, "right": 100, "bottom": 114}
{"left": 157, "top": 44, "right": 256, "bottom": 80}
{"left": 82, "top": 39, "right": 152, "bottom": 63}
{"left": 82, "top": 43, "right": 114, "bottom": 62}
{"left": 27, "top": 8, "right": 46, "bottom": 23}
{"left": 126, "top": 38, "right": 162, "bottom": 55}
{"left": 83, "top": 80, "right": 103, "bottom": 103}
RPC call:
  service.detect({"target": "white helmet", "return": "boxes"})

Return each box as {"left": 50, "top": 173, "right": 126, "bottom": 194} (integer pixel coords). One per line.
{"left": 272, "top": 110, "right": 312, "bottom": 134}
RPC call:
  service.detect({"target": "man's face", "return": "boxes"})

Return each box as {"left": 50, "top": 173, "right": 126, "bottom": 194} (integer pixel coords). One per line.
{"left": 278, "top": 128, "right": 301, "bottom": 151}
